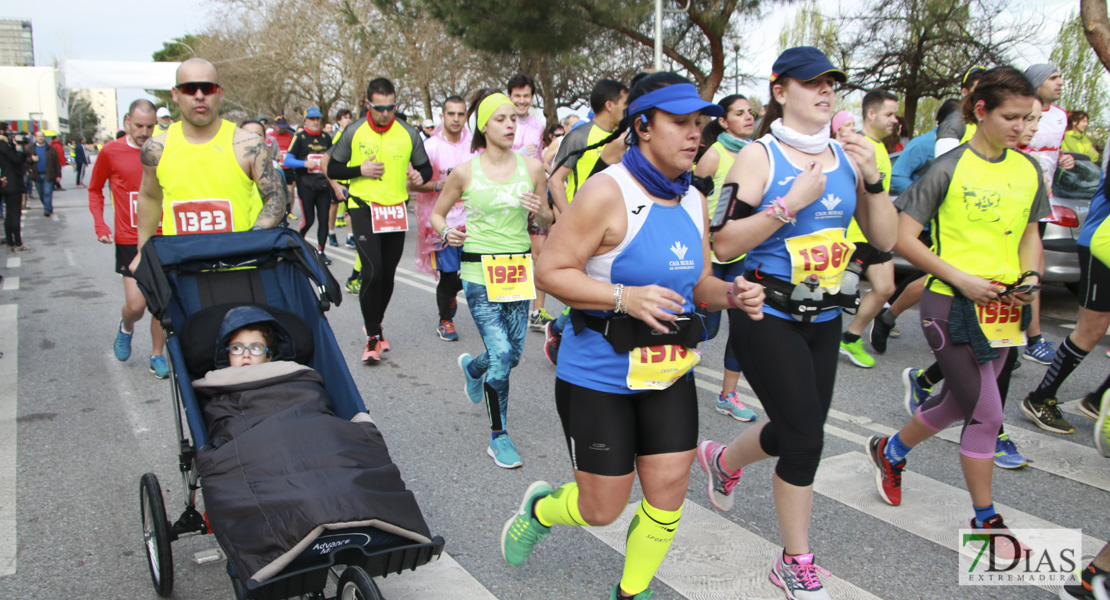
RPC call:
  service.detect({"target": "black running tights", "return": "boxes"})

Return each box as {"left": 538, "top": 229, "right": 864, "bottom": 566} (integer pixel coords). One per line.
{"left": 347, "top": 204, "right": 406, "bottom": 337}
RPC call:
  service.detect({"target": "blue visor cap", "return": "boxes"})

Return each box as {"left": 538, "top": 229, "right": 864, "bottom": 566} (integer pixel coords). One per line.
{"left": 305, "top": 106, "right": 323, "bottom": 119}
{"left": 627, "top": 83, "right": 723, "bottom": 119}
{"left": 771, "top": 46, "right": 847, "bottom": 84}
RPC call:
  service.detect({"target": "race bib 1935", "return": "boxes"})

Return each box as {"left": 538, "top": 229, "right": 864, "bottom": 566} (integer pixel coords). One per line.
{"left": 170, "top": 199, "right": 233, "bottom": 234}
{"left": 481, "top": 254, "right": 536, "bottom": 302}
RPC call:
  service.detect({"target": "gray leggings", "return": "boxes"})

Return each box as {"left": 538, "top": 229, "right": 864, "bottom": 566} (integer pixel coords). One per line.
{"left": 916, "top": 290, "right": 1009, "bottom": 460}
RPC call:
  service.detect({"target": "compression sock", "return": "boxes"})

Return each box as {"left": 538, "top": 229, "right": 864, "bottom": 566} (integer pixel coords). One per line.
{"left": 1032, "top": 336, "right": 1088, "bottom": 401}
{"left": 843, "top": 332, "right": 861, "bottom": 344}
{"left": 619, "top": 499, "right": 682, "bottom": 597}
{"left": 919, "top": 363, "right": 943, "bottom": 389}
{"left": 884, "top": 432, "right": 911, "bottom": 464}
{"left": 533, "top": 482, "right": 587, "bottom": 528}
{"left": 973, "top": 503, "right": 998, "bottom": 527}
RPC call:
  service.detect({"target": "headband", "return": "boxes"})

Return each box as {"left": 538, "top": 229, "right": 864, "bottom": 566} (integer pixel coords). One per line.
{"left": 477, "top": 93, "right": 514, "bottom": 132}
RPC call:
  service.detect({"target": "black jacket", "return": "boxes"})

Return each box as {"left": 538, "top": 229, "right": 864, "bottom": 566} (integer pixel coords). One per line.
{"left": 0, "top": 137, "right": 27, "bottom": 194}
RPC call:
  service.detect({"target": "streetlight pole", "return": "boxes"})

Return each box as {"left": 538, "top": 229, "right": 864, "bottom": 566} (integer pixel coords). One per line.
{"left": 734, "top": 43, "right": 740, "bottom": 95}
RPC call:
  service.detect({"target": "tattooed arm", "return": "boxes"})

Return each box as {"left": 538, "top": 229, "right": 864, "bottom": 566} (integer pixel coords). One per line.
{"left": 235, "top": 128, "right": 287, "bottom": 229}
{"left": 129, "top": 136, "right": 167, "bottom": 273}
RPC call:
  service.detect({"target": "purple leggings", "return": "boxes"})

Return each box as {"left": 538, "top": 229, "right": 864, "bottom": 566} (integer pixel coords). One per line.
{"left": 916, "top": 290, "right": 1009, "bottom": 460}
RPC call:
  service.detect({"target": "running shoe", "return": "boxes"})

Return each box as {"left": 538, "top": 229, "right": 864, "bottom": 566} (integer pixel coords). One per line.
{"left": 148, "top": 355, "right": 170, "bottom": 379}
{"left": 769, "top": 552, "right": 832, "bottom": 600}
{"left": 320, "top": 253, "right": 332, "bottom": 266}
{"left": 970, "top": 514, "right": 1031, "bottom": 562}
{"left": 993, "top": 433, "right": 1027, "bottom": 469}
{"left": 1023, "top": 340, "right": 1058, "bottom": 365}
{"left": 1020, "top": 394, "right": 1075, "bottom": 434}
{"left": 379, "top": 327, "right": 391, "bottom": 352}
{"left": 500, "top": 480, "right": 553, "bottom": 566}
{"left": 346, "top": 279, "right": 360, "bottom": 295}
{"left": 889, "top": 324, "right": 901, "bottom": 338}
{"left": 839, "top": 338, "right": 875, "bottom": 368}
{"left": 335, "top": 217, "right": 347, "bottom": 227}
{"left": 866, "top": 436, "right": 904, "bottom": 506}
{"left": 345, "top": 235, "right": 356, "bottom": 249}
{"left": 328, "top": 232, "right": 338, "bottom": 247}
{"left": 287, "top": 213, "right": 299, "bottom": 221}
{"left": 528, "top": 308, "right": 556, "bottom": 331}
{"left": 716, "top": 392, "right": 757, "bottom": 422}
{"left": 13, "top": 245, "right": 33, "bottom": 252}
{"left": 362, "top": 336, "right": 383, "bottom": 364}
{"left": 901, "top": 368, "right": 931, "bottom": 416}
{"left": 437, "top": 319, "right": 459, "bottom": 341}
{"left": 869, "top": 309, "right": 894, "bottom": 355}
{"left": 609, "top": 585, "right": 654, "bottom": 600}
{"left": 1096, "top": 390, "right": 1110, "bottom": 458}
{"left": 1078, "top": 392, "right": 1100, "bottom": 421}
{"left": 696, "top": 440, "right": 741, "bottom": 511}
{"left": 488, "top": 433, "right": 523, "bottom": 468}
{"left": 113, "top": 320, "right": 132, "bottom": 361}
{"left": 543, "top": 320, "right": 561, "bottom": 367}
{"left": 1060, "top": 565, "right": 1110, "bottom": 600}
{"left": 458, "top": 353, "right": 483, "bottom": 404}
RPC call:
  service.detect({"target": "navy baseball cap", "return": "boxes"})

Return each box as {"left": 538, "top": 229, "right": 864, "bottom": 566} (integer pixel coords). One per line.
{"left": 771, "top": 46, "right": 847, "bottom": 84}
{"left": 305, "top": 107, "right": 323, "bottom": 119}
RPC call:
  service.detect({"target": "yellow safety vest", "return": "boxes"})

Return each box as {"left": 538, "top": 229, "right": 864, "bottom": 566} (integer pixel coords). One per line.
{"left": 847, "top": 136, "right": 892, "bottom": 244}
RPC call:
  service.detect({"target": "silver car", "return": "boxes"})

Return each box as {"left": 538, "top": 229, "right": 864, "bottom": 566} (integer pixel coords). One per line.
{"left": 1043, "top": 153, "right": 1101, "bottom": 291}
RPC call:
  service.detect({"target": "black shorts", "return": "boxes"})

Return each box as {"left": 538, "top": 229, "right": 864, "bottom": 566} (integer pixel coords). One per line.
{"left": 115, "top": 244, "right": 137, "bottom": 278}
{"left": 554, "top": 376, "right": 697, "bottom": 476}
{"left": 1078, "top": 245, "right": 1110, "bottom": 311}
{"left": 850, "top": 241, "right": 893, "bottom": 272}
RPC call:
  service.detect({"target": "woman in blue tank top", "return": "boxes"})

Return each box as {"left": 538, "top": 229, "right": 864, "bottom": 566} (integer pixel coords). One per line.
{"left": 497, "top": 73, "right": 764, "bottom": 600}
{"left": 699, "top": 47, "right": 897, "bottom": 600}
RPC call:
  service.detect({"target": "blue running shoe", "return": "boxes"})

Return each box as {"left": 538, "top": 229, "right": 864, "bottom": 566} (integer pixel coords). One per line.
{"left": 488, "top": 433, "right": 523, "bottom": 468}
{"left": 993, "top": 433, "right": 1027, "bottom": 469}
{"left": 458, "top": 353, "right": 483, "bottom": 403}
{"left": 438, "top": 319, "right": 459, "bottom": 342}
{"left": 1023, "top": 340, "right": 1057, "bottom": 365}
{"left": 902, "top": 367, "right": 931, "bottom": 417}
{"left": 149, "top": 355, "right": 170, "bottom": 379}
{"left": 716, "top": 392, "right": 757, "bottom": 422}
{"left": 114, "top": 320, "right": 133, "bottom": 361}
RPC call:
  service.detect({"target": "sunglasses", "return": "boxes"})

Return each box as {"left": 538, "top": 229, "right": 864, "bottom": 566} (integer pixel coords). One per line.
{"left": 370, "top": 104, "right": 396, "bottom": 113}
{"left": 228, "top": 342, "right": 269, "bottom": 356}
{"left": 176, "top": 81, "right": 221, "bottom": 95}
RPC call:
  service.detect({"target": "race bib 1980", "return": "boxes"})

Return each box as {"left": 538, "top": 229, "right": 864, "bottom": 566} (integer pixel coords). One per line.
{"left": 170, "top": 199, "right": 233, "bottom": 234}
{"left": 480, "top": 254, "right": 536, "bottom": 302}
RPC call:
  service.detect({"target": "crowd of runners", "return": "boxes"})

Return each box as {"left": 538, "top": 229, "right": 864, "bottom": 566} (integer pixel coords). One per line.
{"left": 42, "top": 47, "right": 1110, "bottom": 600}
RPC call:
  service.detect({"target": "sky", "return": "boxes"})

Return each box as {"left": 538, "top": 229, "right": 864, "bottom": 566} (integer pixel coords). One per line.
{"left": 6, "top": 0, "right": 1087, "bottom": 127}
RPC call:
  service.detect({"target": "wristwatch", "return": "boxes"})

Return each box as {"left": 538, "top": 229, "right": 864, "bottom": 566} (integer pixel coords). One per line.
{"left": 864, "top": 173, "right": 885, "bottom": 194}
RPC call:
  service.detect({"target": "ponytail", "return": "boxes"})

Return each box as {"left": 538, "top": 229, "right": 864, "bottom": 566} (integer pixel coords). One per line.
{"left": 755, "top": 79, "right": 786, "bottom": 139}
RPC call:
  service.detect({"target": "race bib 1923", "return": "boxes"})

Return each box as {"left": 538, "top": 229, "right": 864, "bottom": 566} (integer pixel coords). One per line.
{"left": 480, "top": 254, "right": 536, "bottom": 302}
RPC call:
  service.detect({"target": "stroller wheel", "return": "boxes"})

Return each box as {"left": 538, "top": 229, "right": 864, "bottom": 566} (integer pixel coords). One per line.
{"left": 140, "top": 473, "right": 174, "bottom": 596}
{"left": 336, "top": 566, "right": 383, "bottom": 600}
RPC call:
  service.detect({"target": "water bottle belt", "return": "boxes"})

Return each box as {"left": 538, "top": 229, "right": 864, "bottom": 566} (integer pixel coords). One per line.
{"left": 569, "top": 309, "right": 705, "bottom": 353}
{"left": 744, "top": 270, "right": 854, "bottom": 317}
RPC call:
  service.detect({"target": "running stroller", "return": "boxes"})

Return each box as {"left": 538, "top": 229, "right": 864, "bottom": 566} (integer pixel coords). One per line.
{"left": 133, "top": 228, "right": 445, "bottom": 599}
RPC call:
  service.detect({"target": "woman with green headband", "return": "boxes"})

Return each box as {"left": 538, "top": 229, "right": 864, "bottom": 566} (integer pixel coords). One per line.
{"left": 430, "top": 89, "right": 551, "bottom": 470}
{"left": 498, "top": 72, "right": 765, "bottom": 600}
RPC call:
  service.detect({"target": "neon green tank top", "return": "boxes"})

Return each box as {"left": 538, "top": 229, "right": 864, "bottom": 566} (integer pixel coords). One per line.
{"left": 846, "top": 135, "right": 892, "bottom": 244}
{"left": 156, "top": 120, "right": 258, "bottom": 235}
{"left": 705, "top": 142, "right": 743, "bottom": 265}
{"left": 459, "top": 153, "right": 534, "bottom": 285}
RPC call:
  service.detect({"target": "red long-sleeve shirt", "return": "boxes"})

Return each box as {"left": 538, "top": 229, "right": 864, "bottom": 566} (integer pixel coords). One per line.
{"left": 88, "top": 138, "right": 160, "bottom": 244}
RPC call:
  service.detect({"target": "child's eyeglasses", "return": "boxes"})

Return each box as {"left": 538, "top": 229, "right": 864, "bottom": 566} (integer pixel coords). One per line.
{"left": 228, "top": 343, "right": 269, "bottom": 356}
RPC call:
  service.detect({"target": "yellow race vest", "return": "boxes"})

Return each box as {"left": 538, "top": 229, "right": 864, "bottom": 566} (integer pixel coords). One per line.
{"left": 846, "top": 135, "right": 892, "bottom": 244}
{"left": 566, "top": 123, "right": 613, "bottom": 202}
{"left": 156, "top": 120, "right": 259, "bottom": 235}
{"left": 346, "top": 120, "right": 419, "bottom": 206}
{"left": 705, "top": 141, "right": 743, "bottom": 265}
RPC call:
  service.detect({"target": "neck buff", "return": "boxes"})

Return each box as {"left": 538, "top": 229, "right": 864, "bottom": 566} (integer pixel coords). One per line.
{"left": 368, "top": 117, "right": 394, "bottom": 134}
{"left": 717, "top": 131, "right": 748, "bottom": 153}
{"left": 623, "top": 144, "right": 691, "bottom": 200}
{"left": 770, "top": 118, "right": 831, "bottom": 155}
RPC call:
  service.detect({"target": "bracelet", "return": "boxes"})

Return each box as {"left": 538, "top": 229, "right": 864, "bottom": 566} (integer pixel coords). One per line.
{"left": 775, "top": 196, "right": 794, "bottom": 220}
{"left": 726, "top": 286, "right": 740, "bottom": 309}
{"left": 435, "top": 181, "right": 442, "bottom": 193}
{"left": 440, "top": 226, "right": 453, "bottom": 244}
{"left": 613, "top": 283, "right": 626, "bottom": 314}
{"left": 766, "top": 198, "right": 796, "bottom": 225}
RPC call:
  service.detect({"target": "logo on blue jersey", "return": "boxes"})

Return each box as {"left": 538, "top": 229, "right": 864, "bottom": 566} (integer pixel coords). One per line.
{"left": 670, "top": 241, "right": 689, "bottom": 260}
{"left": 814, "top": 193, "right": 846, "bottom": 219}
{"left": 668, "top": 240, "right": 696, "bottom": 270}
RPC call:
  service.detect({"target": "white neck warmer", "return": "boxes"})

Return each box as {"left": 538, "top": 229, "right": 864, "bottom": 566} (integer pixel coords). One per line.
{"left": 770, "top": 118, "right": 831, "bottom": 155}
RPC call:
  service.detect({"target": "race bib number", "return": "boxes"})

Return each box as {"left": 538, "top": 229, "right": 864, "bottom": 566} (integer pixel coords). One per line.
{"left": 307, "top": 153, "right": 326, "bottom": 173}
{"left": 481, "top": 254, "right": 536, "bottom": 302}
{"left": 784, "top": 228, "right": 856, "bottom": 292}
{"left": 171, "top": 199, "right": 233, "bottom": 234}
{"left": 129, "top": 191, "right": 139, "bottom": 228}
{"left": 626, "top": 345, "right": 701, "bottom": 390}
{"left": 976, "top": 301, "right": 1026, "bottom": 348}
{"left": 370, "top": 202, "right": 409, "bottom": 233}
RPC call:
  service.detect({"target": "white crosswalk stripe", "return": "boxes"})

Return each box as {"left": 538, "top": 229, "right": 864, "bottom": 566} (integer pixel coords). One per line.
{"left": 374, "top": 553, "right": 497, "bottom": 599}
{"left": 0, "top": 304, "right": 17, "bottom": 576}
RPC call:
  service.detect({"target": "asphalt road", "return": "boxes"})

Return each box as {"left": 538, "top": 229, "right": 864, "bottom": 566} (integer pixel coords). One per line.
{"left": 0, "top": 168, "right": 1107, "bottom": 600}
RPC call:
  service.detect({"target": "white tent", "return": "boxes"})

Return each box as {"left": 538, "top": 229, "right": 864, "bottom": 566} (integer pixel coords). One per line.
{"left": 62, "top": 60, "right": 180, "bottom": 91}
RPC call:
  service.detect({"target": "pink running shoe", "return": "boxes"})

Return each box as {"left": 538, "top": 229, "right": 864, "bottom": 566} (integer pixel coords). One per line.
{"left": 696, "top": 440, "right": 741, "bottom": 511}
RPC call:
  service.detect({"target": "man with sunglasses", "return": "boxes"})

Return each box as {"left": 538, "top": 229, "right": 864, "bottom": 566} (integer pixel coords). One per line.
{"left": 328, "top": 77, "right": 432, "bottom": 364}
{"left": 132, "top": 58, "right": 289, "bottom": 269}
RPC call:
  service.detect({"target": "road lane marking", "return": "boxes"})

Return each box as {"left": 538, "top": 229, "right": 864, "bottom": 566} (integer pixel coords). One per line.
{"left": 328, "top": 248, "right": 467, "bottom": 305}
{"left": 375, "top": 553, "right": 497, "bottom": 599}
{"left": 813, "top": 451, "right": 1104, "bottom": 595}
{"left": 0, "top": 304, "right": 17, "bottom": 576}
{"left": 1, "top": 278, "right": 17, "bottom": 292}
{"left": 5, "top": 258, "right": 18, "bottom": 268}
{"left": 587, "top": 499, "right": 883, "bottom": 600}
